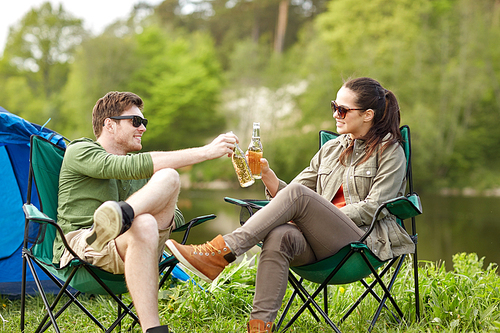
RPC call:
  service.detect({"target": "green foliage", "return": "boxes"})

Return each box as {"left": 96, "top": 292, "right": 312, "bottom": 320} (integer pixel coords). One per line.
{"left": 0, "top": 2, "right": 88, "bottom": 134}
{"left": 283, "top": 0, "right": 500, "bottom": 192}
{"left": 2, "top": 0, "right": 500, "bottom": 189}
{"left": 225, "top": 39, "right": 271, "bottom": 88}
{"left": 267, "top": 130, "right": 318, "bottom": 182}
{"left": 59, "top": 34, "right": 140, "bottom": 139}
{"left": 3, "top": 2, "right": 87, "bottom": 99}
{"left": 3, "top": 253, "right": 499, "bottom": 332}
{"left": 420, "top": 253, "right": 500, "bottom": 332}
{"left": 129, "top": 26, "right": 226, "bottom": 151}
{"left": 190, "top": 157, "right": 236, "bottom": 184}
{"left": 155, "top": 0, "right": 328, "bottom": 69}
{"left": 0, "top": 76, "right": 48, "bottom": 125}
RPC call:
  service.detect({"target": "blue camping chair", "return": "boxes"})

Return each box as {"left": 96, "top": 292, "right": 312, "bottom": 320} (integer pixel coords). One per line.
{"left": 224, "top": 125, "right": 422, "bottom": 332}
{"left": 21, "top": 134, "right": 216, "bottom": 332}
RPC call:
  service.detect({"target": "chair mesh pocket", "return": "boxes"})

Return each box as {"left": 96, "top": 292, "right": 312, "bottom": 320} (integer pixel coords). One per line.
{"left": 239, "top": 206, "right": 259, "bottom": 225}
{"left": 27, "top": 221, "right": 47, "bottom": 245}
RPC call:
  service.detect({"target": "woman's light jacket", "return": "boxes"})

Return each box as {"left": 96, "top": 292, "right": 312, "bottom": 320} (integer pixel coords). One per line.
{"left": 269, "top": 133, "right": 415, "bottom": 261}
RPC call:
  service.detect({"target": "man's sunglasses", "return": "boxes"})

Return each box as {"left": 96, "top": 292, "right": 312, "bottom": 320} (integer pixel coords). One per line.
{"left": 109, "top": 115, "right": 148, "bottom": 128}
{"left": 331, "top": 100, "right": 365, "bottom": 119}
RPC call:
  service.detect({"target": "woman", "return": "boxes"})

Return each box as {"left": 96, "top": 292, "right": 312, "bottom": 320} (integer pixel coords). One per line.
{"left": 167, "top": 77, "right": 415, "bottom": 333}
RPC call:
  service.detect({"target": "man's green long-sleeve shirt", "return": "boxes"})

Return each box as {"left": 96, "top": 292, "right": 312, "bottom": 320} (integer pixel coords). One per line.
{"left": 53, "top": 138, "right": 184, "bottom": 264}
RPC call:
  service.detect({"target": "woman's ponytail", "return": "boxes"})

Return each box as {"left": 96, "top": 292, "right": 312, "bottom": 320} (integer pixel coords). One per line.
{"left": 340, "top": 77, "right": 402, "bottom": 164}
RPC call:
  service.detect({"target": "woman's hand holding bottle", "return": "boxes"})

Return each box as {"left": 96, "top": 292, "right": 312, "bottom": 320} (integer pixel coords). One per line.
{"left": 260, "top": 158, "right": 280, "bottom": 197}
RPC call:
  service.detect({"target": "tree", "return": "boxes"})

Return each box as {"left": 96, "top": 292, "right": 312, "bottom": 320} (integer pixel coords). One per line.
{"left": 3, "top": 2, "right": 87, "bottom": 99}
{"left": 155, "top": 0, "right": 328, "bottom": 67}
{"left": 59, "top": 34, "right": 139, "bottom": 139}
{"left": 274, "top": 0, "right": 290, "bottom": 54}
{"left": 0, "top": 75, "right": 47, "bottom": 124}
{"left": 127, "top": 26, "right": 226, "bottom": 151}
{"left": 302, "top": 0, "right": 500, "bottom": 190}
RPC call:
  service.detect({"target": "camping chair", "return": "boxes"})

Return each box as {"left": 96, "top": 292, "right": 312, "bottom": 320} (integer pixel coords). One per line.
{"left": 20, "top": 134, "right": 216, "bottom": 333}
{"left": 224, "top": 125, "right": 422, "bottom": 332}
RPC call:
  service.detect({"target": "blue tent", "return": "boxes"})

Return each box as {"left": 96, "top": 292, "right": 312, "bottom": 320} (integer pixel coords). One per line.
{"left": 0, "top": 107, "right": 66, "bottom": 298}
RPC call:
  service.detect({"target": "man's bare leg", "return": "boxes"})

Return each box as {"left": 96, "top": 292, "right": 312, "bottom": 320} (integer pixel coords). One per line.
{"left": 126, "top": 168, "right": 181, "bottom": 230}
{"left": 115, "top": 168, "right": 181, "bottom": 332}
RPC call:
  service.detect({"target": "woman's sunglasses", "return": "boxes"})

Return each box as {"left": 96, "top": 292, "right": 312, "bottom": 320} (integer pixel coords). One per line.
{"left": 109, "top": 115, "right": 148, "bottom": 128}
{"left": 331, "top": 100, "right": 365, "bottom": 119}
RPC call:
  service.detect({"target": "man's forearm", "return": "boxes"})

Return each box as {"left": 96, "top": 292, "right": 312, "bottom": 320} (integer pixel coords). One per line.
{"left": 149, "top": 147, "right": 210, "bottom": 172}
{"left": 148, "top": 132, "right": 237, "bottom": 172}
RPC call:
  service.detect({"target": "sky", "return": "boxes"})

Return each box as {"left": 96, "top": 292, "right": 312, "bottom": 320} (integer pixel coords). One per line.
{"left": 0, "top": 0, "right": 163, "bottom": 56}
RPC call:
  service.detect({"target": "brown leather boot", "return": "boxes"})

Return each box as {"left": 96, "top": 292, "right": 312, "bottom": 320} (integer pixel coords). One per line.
{"left": 247, "top": 319, "right": 274, "bottom": 333}
{"left": 166, "top": 235, "right": 236, "bottom": 283}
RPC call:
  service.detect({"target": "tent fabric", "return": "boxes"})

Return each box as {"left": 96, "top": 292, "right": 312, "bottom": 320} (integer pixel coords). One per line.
{"left": 0, "top": 146, "right": 25, "bottom": 259}
{"left": 0, "top": 107, "right": 66, "bottom": 297}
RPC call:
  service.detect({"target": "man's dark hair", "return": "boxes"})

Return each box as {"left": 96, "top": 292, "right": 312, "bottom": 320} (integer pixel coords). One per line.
{"left": 92, "top": 91, "right": 144, "bottom": 138}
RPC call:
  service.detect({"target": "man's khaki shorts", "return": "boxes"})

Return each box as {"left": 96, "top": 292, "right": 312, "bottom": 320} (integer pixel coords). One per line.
{"left": 59, "top": 226, "right": 173, "bottom": 275}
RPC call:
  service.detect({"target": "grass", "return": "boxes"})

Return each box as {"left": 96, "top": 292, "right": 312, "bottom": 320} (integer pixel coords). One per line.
{"left": 1, "top": 253, "right": 500, "bottom": 332}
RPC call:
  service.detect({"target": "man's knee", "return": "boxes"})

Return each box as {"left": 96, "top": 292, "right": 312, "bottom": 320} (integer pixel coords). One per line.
{"left": 152, "top": 168, "right": 180, "bottom": 189}
{"left": 128, "top": 214, "right": 159, "bottom": 244}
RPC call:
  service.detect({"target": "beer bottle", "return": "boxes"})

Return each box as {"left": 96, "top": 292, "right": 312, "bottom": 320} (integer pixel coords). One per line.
{"left": 246, "top": 122, "right": 263, "bottom": 179}
{"left": 232, "top": 138, "right": 255, "bottom": 187}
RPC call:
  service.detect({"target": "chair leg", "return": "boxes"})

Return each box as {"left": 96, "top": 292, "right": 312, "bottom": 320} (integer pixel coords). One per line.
{"left": 290, "top": 277, "right": 323, "bottom": 321}
{"left": 279, "top": 273, "right": 342, "bottom": 333}
{"left": 25, "top": 258, "right": 62, "bottom": 333}
{"left": 31, "top": 259, "right": 107, "bottom": 332}
{"left": 340, "top": 258, "right": 400, "bottom": 325}
{"left": 83, "top": 265, "right": 139, "bottom": 321}
{"left": 276, "top": 275, "right": 323, "bottom": 332}
{"left": 21, "top": 254, "right": 28, "bottom": 332}
{"left": 34, "top": 261, "right": 137, "bottom": 333}
{"left": 24, "top": 239, "right": 185, "bottom": 332}
{"left": 361, "top": 253, "right": 405, "bottom": 332}
{"left": 158, "top": 264, "right": 177, "bottom": 290}
{"left": 118, "top": 294, "right": 122, "bottom": 333}
{"left": 413, "top": 249, "right": 420, "bottom": 322}
{"left": 275, "top": 283, "right": 298, "bottom": 331}
{"left": 105, "top": 257, "right": 181, "bottom": 332}
{"left": 324, "top": 286, "right": 328, "bottom": 317}
{"left": 280, "top": 249, "right": 361, "bottom": 332}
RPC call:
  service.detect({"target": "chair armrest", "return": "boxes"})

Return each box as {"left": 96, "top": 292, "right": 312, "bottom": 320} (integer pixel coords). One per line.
{"left": 23, "top": 203, "right": 56, "bottom": 224}
{"left": 173, "top": 214, "right": 217, "bottom": 245}
{"left": 359, "top": 193, "right": 422, "bottom": 243}
{"left": 224, "top": 197, "right": 270, "bottom": 227}
{"left": 23, "top": 203, "right": 82, "bottom": 260}
{"left": 384, "top": 193, "right": 422, "bottom": 220}
{"left": 224, "top": 197, "right": 269, "bottom": 209}
{"left": 173, "top": 214, "right": 217, "bottom": 233}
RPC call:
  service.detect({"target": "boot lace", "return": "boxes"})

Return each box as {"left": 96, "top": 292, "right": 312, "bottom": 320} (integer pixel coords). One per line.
{"left": 192, "top": 241, "right": 222, "bottom": 255}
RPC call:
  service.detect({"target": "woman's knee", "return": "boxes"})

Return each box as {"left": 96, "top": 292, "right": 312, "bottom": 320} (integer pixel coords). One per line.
{"left": 262, "top": 225, "right": 307, "bottom": 260}
{"left": 279, "top": 183, "right": 312, "bottom": 201}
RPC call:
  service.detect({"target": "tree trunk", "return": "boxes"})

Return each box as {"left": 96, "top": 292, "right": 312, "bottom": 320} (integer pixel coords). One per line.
{"left": 274, "top": 0, "right": 289, "bottom": 54}
{"left": 252, "top": 10, "right": 260, "bottom": 43}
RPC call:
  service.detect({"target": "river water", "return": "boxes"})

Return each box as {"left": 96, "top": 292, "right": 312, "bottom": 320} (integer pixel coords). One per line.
{"left": 171, "top": 185, "right": 500, "bottom": 271}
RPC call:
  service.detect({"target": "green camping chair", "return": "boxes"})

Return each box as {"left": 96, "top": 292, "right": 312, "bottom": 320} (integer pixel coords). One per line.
{"left": 224, "top": 125, "right": 422, "bottom": 332}
{"left": 20, "top": 135, "right": 216, "bottom": 333}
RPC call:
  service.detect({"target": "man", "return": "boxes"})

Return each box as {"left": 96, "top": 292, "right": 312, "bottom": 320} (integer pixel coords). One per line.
{"left": 53, "top": 91, "right": 237, "bottom": 333}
